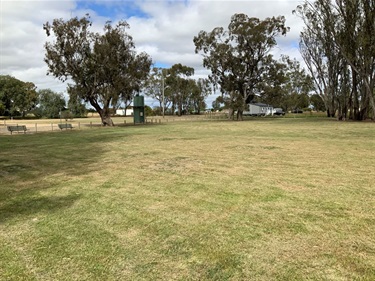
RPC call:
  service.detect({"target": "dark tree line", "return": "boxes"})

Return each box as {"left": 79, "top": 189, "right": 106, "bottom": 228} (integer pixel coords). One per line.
{"left": 0, "top": 75, "right": 85, "bottom": 119}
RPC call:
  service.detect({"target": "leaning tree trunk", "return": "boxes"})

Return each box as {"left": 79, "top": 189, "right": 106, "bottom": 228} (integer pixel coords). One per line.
{"left": 101, "top": 114, "right": 114, "bottom": 126}
{"left": 98, "top": 108, "right": 114, "bottom": 126}
{"left": 90, "top": 100, "right": 114, "bottom": 126}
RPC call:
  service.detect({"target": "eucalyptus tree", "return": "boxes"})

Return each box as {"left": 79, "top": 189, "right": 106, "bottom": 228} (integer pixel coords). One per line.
{"left": 43, "top": 15, "right": 152, "bottom": 126}
{"left": 0, "top": 75, "right": 38, "bottom": 117}
{"left": 332, "top": 0, "right": 375, "bottom": 119}
{"left": 143, "top": 67, "right": 173, "bottom": 115}
{"left": 190, "top": 78, "right": 211, "bottom": 114}
{"left": 37, "top": 89, "right": 66, "bottom": 119}
{"left": 166, "top": 64, "right": 194, "bottom": 116}
{"left": 281, "top": 56, "right": 314, "bottom": 111}
{"left": 67, "top": 87, "right": 87, "bottom": 118}
{"left": 194, "top": 13, "right": 289, "bottom": 120}
{"left": 257, "top": 57, "right": 288, "bottom": 109}
{"left": 295, "top": 1, "right": 349, "bottom": 118}
{"left": 295, "top": 0, "right": 375, "bottom": 120}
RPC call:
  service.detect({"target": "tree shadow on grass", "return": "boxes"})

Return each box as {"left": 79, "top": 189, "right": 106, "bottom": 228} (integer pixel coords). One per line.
{"left": 0, "top": 129, "right": 131, "bottom": 221}
{"left": 0, "top": 193, "right": 81, "bottom": 223}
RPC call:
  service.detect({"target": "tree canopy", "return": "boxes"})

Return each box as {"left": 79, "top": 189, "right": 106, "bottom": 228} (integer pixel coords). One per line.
{"left": 36, "top": 89, "right": 66, "bottom": 119}
{"left": 144, "top": 64, "right": 210, "bottom": 115}
{"left": 194, "top": 13, "right": 289, "bottom": 120}
{"left": 0, "top": 75, "right": 38, "bottom": 117}
{"left": 295, "top": 0, "right": 375, "bottom": 120}
{"left": 43, "top": 15, "right": 152, "bottom": 125}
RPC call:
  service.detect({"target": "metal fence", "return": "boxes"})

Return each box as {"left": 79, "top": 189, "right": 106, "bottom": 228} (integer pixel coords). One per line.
{"left": 0, "top": 114, "right": 227, "bottom": 135}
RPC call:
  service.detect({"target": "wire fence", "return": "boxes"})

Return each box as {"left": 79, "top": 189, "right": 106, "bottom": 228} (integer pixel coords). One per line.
{"left": 0, "top": 114, "right": 228, "bottom": 135}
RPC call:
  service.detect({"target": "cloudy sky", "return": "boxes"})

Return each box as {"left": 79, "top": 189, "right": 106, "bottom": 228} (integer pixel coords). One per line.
{"left": 0, "top": 0, "right": 305, "bottom": 107}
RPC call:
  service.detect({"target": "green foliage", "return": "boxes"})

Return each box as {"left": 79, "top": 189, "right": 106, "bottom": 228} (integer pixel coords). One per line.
{"left": 43, "top": 15, "right": 152, "bottom": 126}
{"left": 67, "top": 90, "right": 87, "bottom": 118}
{"left": 144, "top": 68, "right": 170, "bottom": 113}
{"left": 194, "top": 13, "right": 289, "bottom": 120}
{"left": 61, "top": 110, "right": 73, "bottom": 121}
{"left": 191, "top": 78, "right": 211, "bottom": 114}
{"left": 0, "top": 75, "right": 38, "bottom": 117}
{"left": 144, "top": 66, "right": 210, "bottom": 116}
{"left": 0, "top": 102, "right": 5, "bottom": 116}
{"left": 165, "top": 64, "right": 195, "bottom": 116}
{"left": 310, "top": 94, "right": 325, "bottom": 111}
{"left": 295, "top": 0, "right": 375, "bottom": 120}
{"left": 37, "top": 89, "right": 66, "bottom": 119}
{"left": 211, "top": 99, "right": 223, "bottom": 111}
{"left": 144, "top": 105, "right": 154, "bottom": 116}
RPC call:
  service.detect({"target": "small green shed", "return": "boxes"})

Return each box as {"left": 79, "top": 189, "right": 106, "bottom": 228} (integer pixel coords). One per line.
{"left": 133, "top": 95, "right": 145, "bottom": 124}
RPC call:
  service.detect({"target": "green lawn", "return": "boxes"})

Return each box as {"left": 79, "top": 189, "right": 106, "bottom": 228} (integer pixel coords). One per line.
{"left": 1, "top": 118, "right": 374, "bottom": 280}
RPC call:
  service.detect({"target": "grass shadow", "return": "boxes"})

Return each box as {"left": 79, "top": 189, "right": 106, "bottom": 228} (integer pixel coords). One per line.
{"left": 0, "top": 193, "right": 82, "bottom": 223}
{"left": 0, "top": 128, "right": 132, "bottom": 212}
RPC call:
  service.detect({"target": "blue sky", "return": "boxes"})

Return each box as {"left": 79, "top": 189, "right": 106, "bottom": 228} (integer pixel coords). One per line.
{"left": 1, "top": 0, "right": 305, "bottom": 107}
{"left": 75, "top": 1, "right": 150, "bottom": 19}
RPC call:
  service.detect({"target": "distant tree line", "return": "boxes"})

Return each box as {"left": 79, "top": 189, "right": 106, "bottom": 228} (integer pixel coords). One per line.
{"left": 4, "top": 3, "right": 373, "bottom": 123}
{"left": 0, "top": 75, "right": 86, "bottom": 119}
{"left": 143, "top": 64, "right": 211, "bottom": 116}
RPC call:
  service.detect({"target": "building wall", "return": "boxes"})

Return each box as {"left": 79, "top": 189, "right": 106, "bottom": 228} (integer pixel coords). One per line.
{"left": 116, "top": 108, "right": 134, "bottom": 116}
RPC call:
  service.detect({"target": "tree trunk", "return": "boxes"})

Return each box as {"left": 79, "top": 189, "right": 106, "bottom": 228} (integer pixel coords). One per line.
{"left": 228, "top": 108, "right": 234, "bottom": 120}
{"left": 178, "top": 101, "right": 183, "bottom": 116}
{"left": 171, "top": 102, "right": 176, "bottom": 115}
{"left": 237, "top": 110, "right": 243, "bottom": 121}
{"left": 89, "top": 99, "right": 114, "bottom": 126}
{"left": 98, "top": 109, "right": 114, "bottom": 126}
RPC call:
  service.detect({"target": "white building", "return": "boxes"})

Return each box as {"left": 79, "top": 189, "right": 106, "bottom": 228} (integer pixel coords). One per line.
{"left": 243, "top": 103, "right": 273, "bottom": 116}
{"left": 116, "top": 108, "right": 134, "bottom": 116}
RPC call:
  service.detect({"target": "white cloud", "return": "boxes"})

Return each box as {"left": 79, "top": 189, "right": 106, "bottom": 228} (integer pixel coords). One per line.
{"left": 1, "top": 0, "right": 305, "bottom": 106}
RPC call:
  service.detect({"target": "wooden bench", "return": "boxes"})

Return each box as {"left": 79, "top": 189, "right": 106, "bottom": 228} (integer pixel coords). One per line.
{"left": 7, "top": 125, "right": 27, "bottom": 134}
{"left": 58, "top": 123, "right": 74, "bottom": 130}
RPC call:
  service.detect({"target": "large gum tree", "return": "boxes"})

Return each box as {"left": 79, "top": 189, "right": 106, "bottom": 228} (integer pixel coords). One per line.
{"left": 43, "top": 15, "right": 152, "bottom": 126}
{"left": 194, "top": 13, "right": 289, "bottom": 120}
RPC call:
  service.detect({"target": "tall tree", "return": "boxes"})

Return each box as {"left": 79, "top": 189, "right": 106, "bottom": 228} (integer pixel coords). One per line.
{"left": 190, "top": 78, "right": 211, "bottom": 114}
{"left": 0, "top": 75, "right": 38, "bottom": 117}
{"left": 295, "top": 1, "right": 347, "bottom": 118}
{"left": 166, "top": 64, "right": 194, "bottom": 116}
{"left": 194, "top": 13, "right": 289, "bottom": 120}
{"left": 295, "top": 0, "right": 375, "bottom": 120}
{"left": 310, "top": 94, "right": 326, "bottom": 111}
{"left": 37, "top": 89, "right": 66, "bottom": 119}
{"left": 43, "top": 15, "right": 152, "bottom": 126}
{"left": 67, "top": 87, "right": 87, "bottom": 118}
{"left": 143, "top": 67, "right": 173, "bottom": 115}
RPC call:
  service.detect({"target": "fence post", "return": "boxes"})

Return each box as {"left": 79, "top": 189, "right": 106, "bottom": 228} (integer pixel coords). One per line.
{"left": 35, "top": 123, "right": 37, "bottom": 133}
{"left": 90, "top": 121, "right": 92, "bottom": 128}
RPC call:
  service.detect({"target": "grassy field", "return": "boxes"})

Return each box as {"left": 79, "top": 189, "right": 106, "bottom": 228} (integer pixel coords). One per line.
{"left": 0, "top": 118, "right": 374, "bottom": 280}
